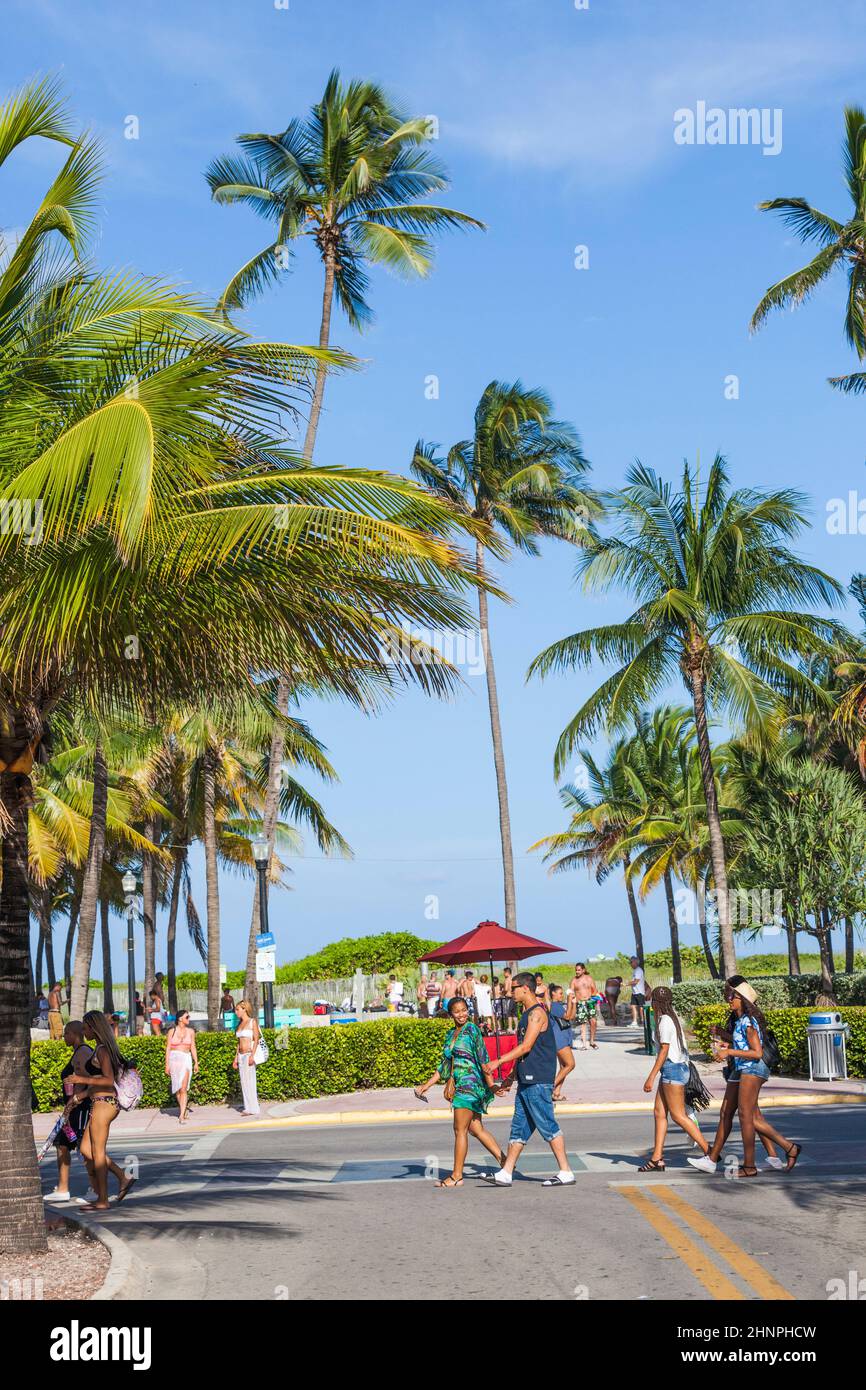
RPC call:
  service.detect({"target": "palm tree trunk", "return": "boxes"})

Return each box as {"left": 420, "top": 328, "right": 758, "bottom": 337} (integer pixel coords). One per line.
{"left": 203, "top": 750, "right": 221, "bottom": 1030}
{"left": 142, "top": 818, "right": 157, "bottom": 1000}
{"left": 663, "top": 869, "right": 683, "bottom": 983}
{"left": 845, "top": 916, "right": 855, "bottom": 974}
{"left": 688, "top": 664, "right": 735, "bottom": 977}
{"left": 42, "top": 889, "right": 56, "bottom": 989}
{"left": 476, "top": 540, "right": 517, "bottom": 933}
{"left": 786, "top": 917, "right": 801, "bottom": 975}
{"left": 69, "top": 740, "right": 109, "bottom": 1018}
{"left": 34, "top": 929, "right": 43, "bottom": 1000}
{"left": 100, "top": 894, "right": 114, "bottom": 1015}
{"left": 166, "top": 850, "right": 183, "bottom": 1016}
{"left": 0, "top": 739, "right": 48, "bottom": 1253}
{"left": 697, "top": 874, "right": 719, "bottom": 978}
{"left": 621, "top": 854, "right": 644, "bottom": 966}
{"left": 245, "top": 674, "right": 290, "bottom": 1008}
{"left": 63, "top": 885, "right": 81, "bottom": 995}
{"left": 301, "top": 250, "right": 336, "bottom": 460}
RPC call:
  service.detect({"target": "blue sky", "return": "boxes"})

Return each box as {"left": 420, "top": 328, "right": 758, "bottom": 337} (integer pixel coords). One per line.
{"left": 10, "top": 0, "right": 866, "bottom": 973}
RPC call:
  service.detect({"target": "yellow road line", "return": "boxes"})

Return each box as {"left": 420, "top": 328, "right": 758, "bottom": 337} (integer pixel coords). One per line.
{"left": 617, "top": 1185, "right": 745, "bottom": 1300}
{"left": 652, "top": 1187, "right": 794, "bottom": 1301}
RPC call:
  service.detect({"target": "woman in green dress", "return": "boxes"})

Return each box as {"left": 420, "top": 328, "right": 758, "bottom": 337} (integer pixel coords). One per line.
{"left": 414, "top": 996, "right": 506, "bottom": 1187}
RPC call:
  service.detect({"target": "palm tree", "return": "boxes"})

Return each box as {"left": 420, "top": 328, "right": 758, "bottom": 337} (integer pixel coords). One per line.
{"left": 751, "top": 107, "right": 866, "bottom": 365}
{"left": 207, "top": 72, "right": 484, "bottom": 933}
{"left": 0, "top": 78, "right": 485, "bottom": 1253}
{"left": 206, "top": 68, "right": 484, "bottom": 460}
{"left": 412, "top": 382, "right": 597, "bottom": 932}
{"left": 529, "top": 738, "right": 646, "bottom": 964}
{"left": 528, "top": 457, "right": 853, "bottom": 977}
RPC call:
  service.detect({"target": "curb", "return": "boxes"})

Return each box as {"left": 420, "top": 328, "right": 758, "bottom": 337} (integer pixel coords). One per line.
{"left": 59, "top": 1210, "right": 149, "bottom": 1301}
{"left": 199, "top": 1088, "right": 866, "bottom": 1131}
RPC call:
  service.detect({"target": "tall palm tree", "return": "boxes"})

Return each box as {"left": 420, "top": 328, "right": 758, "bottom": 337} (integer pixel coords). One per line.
{"left": 0, "top": 77, "right": 485, "bottom": 1254}
{"left": 413, "top": 382, "right": 597, "bottom": 932}
{"left": 528, "top": 457, "right": 853, "bottom": 977}
{"left": 206, "top": 68, "right": 484, "bottom": 461}
{"left": 207, "top": 72, "right": 484, "bottom": 937}
{"left": 751, "top": 107, "right": 866, "bottom": 374}
{"left": 529, "top": 738, "right": 646, "bottom": 964}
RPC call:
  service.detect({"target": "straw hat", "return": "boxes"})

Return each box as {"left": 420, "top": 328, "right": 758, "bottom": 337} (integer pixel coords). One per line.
{"left": 732, "top": 981, "right": 758, "bottom": 1005}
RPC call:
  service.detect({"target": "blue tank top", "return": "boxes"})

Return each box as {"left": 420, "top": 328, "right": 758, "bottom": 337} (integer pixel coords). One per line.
{"left": 516, "top": 1004, "right": 557, "bottom": 1087}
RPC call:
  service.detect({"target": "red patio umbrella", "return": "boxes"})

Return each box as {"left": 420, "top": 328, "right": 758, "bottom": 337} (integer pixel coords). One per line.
{"left": 420, "top": 921, "right": 565, "bottom": 1062}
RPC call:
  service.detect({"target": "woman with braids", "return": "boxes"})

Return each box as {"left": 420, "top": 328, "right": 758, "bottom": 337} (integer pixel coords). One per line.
{"left": 70, "top": 1010, "right": 137, "bottom": 1209}
{"left": 413, "top": 996, "right": 506, "bottom": 1187}
{"left": 639, "top": 987, "right": 712, "bottom": 1172}
{"left": 689, "top": 980, "right": 801, "bottom": 1178}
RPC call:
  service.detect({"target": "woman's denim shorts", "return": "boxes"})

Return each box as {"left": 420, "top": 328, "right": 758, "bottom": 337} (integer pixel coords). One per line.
{"left": 660, "top": 1059, "right": 690, "bottom": 1085}
{"left": 735, "top": 1059, "right": 771, "bottom": 1081}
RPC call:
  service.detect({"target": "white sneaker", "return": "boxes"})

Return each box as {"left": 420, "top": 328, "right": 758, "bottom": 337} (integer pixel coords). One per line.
{"left": 687, "top": 1155, "right": 718, "bottom": 1174}
{"left": 765, "top": 1156, "right": 784, "bottom": 1170}
{"left": 44, "top": 1189, "right": 71, "bottom": 1202}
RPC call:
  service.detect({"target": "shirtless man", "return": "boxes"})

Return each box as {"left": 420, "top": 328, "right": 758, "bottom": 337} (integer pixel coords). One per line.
{"left": 440, "top": 971, "right": 459, "bottom": 1007}
{"left": 458, "top": 970, "right": 478, "bottom": 1021}
{"left": 47, "top": 980, "right": 65, "bottom": 1041}
{"left": 501, "top": 967, "right": 517, "bottom": 1033}
{"left": 568, "top": 963, "right": 599, "bottom": 1051}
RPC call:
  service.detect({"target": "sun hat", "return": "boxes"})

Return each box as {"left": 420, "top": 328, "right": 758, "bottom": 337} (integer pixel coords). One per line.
{"left": 732, "top": 981, "right": 758, "bottom": 1005}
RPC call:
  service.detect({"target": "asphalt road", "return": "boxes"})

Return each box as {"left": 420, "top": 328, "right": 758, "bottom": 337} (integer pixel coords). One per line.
{"left": 50, "top": 1104, "right": 866, "bottom": 1301}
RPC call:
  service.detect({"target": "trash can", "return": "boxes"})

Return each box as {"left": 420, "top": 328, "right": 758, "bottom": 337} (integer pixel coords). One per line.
{"left": 807, "top": 1011, "right": 849, "bottom": 1081}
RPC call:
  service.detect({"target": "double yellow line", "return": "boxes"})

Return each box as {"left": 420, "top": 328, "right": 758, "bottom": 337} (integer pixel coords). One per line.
{"left": 618, "top": 1185, "right": 793, "bottom": 1300}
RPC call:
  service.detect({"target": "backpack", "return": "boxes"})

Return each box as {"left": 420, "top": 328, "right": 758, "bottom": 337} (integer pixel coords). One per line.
{"left": 761, "top": 1027, "right": 781, "bottom": 1071}
{"left": 115, "top": 1064, "right": 143, "bottom": 1111}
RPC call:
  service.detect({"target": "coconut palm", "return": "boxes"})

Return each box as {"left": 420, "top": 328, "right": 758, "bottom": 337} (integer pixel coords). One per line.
{"left": 751, "top": 107, "right": 866, "bottom": 368}
{"left": 528, "top": 456, "right": 853, "bottom": 977}
{"left": 529, "top": 738, "right": 647, "bottom": 965}
{"left": 412, "top": 382, "right": 597, "bottom": 932}
{"left": 206, "top": 68, "right": 484, "bottom": 460}
{"left": 0, "top": 79, "right": 486, "bottom": 1254}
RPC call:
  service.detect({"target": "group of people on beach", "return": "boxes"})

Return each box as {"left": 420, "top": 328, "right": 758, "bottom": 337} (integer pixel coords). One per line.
{"left": 413, "top": 969, "right": 803, "bottom": 1189}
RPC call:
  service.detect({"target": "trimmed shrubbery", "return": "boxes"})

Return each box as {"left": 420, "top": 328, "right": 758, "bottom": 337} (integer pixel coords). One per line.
{"left": 672, "top": 972, "right": 866, "bottom": 1022}
{"left": 30, "top": 1017, "right": 452, "bottom": 1112}
{"left": 690, "top": 1005, "right": 866, "bottom": 1078}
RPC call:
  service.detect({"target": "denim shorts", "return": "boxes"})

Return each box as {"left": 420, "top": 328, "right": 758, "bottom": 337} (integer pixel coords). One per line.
{"left": 735, "top": 1059, "right": 771, "bottom": 1081}
{"left": 510, "top": 1084, "right": 561, "bottom": 1144}
{"left": 660, "top": 1059, "right": 690, "bottom": 1085}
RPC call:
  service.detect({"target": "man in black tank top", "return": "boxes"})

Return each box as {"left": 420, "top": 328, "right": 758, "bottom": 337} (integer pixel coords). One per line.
{"left": 483, "top": 972, "right": 575, "bottom": 1187}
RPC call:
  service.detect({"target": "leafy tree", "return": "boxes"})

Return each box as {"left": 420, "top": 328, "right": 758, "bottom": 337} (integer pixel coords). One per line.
{"left": 529, "top": 456, "right": 852, "bottom": 977}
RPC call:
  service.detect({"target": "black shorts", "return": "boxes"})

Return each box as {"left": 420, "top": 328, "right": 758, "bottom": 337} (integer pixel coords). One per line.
{"left": 631, "top": 992, "right": 646, "bottom": 1006}
{"left": 54, "top": 1100, "right": 90, "bottom": 1150}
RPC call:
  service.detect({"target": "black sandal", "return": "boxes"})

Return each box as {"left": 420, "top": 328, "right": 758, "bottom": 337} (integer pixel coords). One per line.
{"left": 784, "top": 1142, "right": 802, "bottom": 1172}
{"left": 736, "top": 1166, "right": 760, "bottom": 1179}
{"left": 638, "top": 1158, "right": 665, "bottom": 1172}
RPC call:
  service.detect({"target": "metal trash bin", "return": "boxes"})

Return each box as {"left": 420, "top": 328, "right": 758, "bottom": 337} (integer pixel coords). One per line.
{"left": 807, "top": 1011, "right": 849, "bottom": 1081}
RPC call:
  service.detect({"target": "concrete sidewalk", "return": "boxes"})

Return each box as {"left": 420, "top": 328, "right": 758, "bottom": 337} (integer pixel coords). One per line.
{"left": 31, "top": 1025, "right": 865, "bottom": 1139}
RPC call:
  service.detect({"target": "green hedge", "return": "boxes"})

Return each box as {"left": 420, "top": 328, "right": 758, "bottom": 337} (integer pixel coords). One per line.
{"left": 690, "top": 1005, "right": 866, "bottom": 1078}
{"left": 30, "top": 1018, "right": 453, "bottom": 1112}
{"left": 672, "top": 972, "right": 866, "bottom": 1021}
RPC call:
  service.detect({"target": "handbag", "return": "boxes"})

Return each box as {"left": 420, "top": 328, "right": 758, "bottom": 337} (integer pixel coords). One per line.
{"left": 253, "top": 1036, "right": 269, "bottom": 1067}
{"left": 761, "top": 1028, "right": 780, "bottom": 1071}
{"left": 443, "top": 1076, "right": 456, "bottom": 1103}
{"left": 684, "top": 1060, "right": 712, "bottom": 1112}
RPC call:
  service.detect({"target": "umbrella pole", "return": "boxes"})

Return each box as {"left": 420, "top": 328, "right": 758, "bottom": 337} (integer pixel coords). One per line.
{"left": 491, "top": 952, "right": 501, "bottom": 1065}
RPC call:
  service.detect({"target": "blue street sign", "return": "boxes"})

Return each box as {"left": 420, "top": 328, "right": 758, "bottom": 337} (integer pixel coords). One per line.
{"left": 256, "top": 932, "right": 275, "bottom": 950}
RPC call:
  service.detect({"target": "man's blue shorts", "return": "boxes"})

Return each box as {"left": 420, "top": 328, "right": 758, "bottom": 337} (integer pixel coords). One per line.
{"left": 509, "top": 1083, "right": 561, "bottom": 1144}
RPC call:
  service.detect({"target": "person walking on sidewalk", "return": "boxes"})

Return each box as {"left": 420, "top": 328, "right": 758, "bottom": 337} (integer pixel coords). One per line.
{"left": 482, "top": 972, "right": 575, "bottom": 1188}
{"left": 549, "top": 984, "right": 576, "bottom": 1100}
{"left": 688, "top": 980, "right": 801, "bottom": 1178}
{"left": 44, "top": 1021, "right": 93, "bottom": 1203}
{"left": 70, "top": 1011, "right": 137, "bottom": 1209}
{"left": 629, "top": 958, "right": 647, "bottom": 1028}
{"left": 47, "top": 980, "right": 65, "bottom": 1041}
{"left": 694, "top": 976, "right": 785, "bottom": 1171}
{"left": 570, "top": 964, "right": 599, "bottom": 1050}
{"left": 414, "top": 997, "right": 506, "bottom": 1187}
{"left": 165, "top": 1008, "right": 199, "bottom": 1123}
{"left": 233, "top": 999, "right": 262, "bottom": 1116}
{"left": 639, "top": 987, "right": 712, "bottom": 1173}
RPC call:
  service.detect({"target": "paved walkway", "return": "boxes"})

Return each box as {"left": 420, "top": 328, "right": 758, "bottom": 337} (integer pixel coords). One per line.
{"left": 32, "top": 1026, "right": 864, "bottom": 1141}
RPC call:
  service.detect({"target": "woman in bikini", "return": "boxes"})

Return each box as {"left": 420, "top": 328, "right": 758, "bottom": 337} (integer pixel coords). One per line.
{"left": 165, "top": 1008, "right": 199, "bottom": 1123}
{"left": 70, "top": 1010, "right": 136, "bottom": 1210}
{"left": 233, "top": 999, "right": 262, "bottom": 1116}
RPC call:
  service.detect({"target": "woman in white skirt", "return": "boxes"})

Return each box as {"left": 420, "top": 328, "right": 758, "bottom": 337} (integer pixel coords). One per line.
{"left": 164, "top": 1009, "right": 199, "bottom": 1123}
{"left": 233, "top": 999, "right": 262, "bottom": 1116}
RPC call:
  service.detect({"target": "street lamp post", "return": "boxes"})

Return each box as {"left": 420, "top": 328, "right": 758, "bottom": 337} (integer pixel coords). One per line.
{"left": 252, "top": 835, "right": 274, "bottom": 1029}
{"left": 122, "top": 872, "right": 138, "bottom": 1039}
